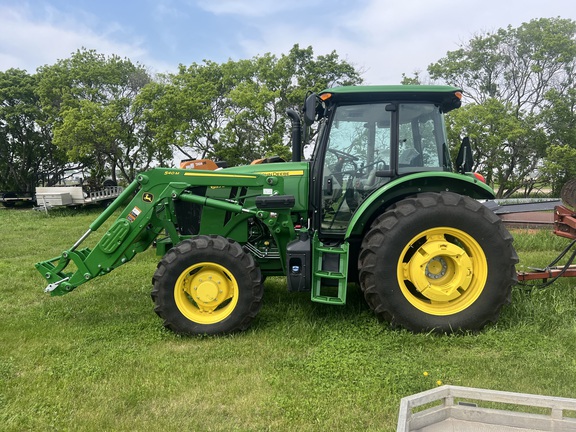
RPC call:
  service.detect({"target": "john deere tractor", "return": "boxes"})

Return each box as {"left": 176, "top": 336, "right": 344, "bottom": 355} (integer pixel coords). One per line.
{"left": 35, "top": 85, "right": 518, "bottom": 335}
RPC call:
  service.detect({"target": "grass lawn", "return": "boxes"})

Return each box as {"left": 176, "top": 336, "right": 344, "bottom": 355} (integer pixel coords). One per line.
{"left": 1, "top": 207, "right": 575, "bottom": 431}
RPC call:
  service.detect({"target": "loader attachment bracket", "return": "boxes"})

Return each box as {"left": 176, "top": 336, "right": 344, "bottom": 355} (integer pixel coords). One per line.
{"left": 36, "top": 246, "right": 95, "bottom": 295}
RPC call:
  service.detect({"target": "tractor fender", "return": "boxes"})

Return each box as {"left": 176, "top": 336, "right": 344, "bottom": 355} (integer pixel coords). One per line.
{"left": 345, "top": 171, "right": 495, "bottom": 239}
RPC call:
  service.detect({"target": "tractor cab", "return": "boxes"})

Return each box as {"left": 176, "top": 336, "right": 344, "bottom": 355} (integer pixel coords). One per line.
{"left": 302, "top": 85, "right": 463, "bottom": 233}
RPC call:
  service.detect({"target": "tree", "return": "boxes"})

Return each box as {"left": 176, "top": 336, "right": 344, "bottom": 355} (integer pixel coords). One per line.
{"left": 400, "top": 72, "right": 422, "bottom": 85}
{"left": 139, "top": 44, "right": 362, "bottom": 167}
{"left": 428, "top": 17, "right": 576, "bottom": 196}
{"left": 0, "top": 69, "right": 63, "bottom": 194}
{"left": 445, "top": 99, "right": 546, "bottom": 197}
{"left": 540, "top": 87, "right": 576, "bottom": 194}
{"left": 37, "top": 48, "right": 167, "bottom": 184}
{"left": 136, "top": 59, "right": 246, "bottom": 165}
{"left": 219, "top": 45, "right": 362, "bottom": 164}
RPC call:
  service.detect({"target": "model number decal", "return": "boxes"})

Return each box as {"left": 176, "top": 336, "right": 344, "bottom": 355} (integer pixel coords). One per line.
{"left": 257, "top": 170, "right": 304, "bottom": 177}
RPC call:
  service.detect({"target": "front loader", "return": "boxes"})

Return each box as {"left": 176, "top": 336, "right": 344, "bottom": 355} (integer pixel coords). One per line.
{"left": 36, "top": 85, "right": 518, "bottom": 335}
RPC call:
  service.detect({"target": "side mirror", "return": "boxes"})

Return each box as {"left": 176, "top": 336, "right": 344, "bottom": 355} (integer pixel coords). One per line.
{"left": 303, "top": 93, "right": 317, "bottom": 126}
{"left": 456, "top": 136, "right": 474, "bottom": 173}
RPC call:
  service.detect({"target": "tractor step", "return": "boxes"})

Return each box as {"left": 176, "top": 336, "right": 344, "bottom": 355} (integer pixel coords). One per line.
{"left": 311, "top": 234, "right": 349, "bottom": 305}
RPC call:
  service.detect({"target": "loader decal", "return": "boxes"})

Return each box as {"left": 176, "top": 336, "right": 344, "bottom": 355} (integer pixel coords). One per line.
{"left": 184, "top": 172, "right": 257, "bottom": 179}
{"left": 127, "top": 206, "right": 141, "bottom": 222}
{"left": 142, "top": 192, "right": 154, "bottom": 203}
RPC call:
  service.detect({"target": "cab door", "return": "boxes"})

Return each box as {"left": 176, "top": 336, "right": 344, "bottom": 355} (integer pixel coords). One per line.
{"left": 318, "top": 103, "right": 393, "bottom": 233}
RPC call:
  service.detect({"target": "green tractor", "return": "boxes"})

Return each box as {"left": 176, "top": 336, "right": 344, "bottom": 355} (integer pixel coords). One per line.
{"left": 35, "top": 85, "right": 518, "bottom": 335}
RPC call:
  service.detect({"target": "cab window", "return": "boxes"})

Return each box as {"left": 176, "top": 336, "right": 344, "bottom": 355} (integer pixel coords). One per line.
{"left": 398, "top": 103, "right": 451, "bottom": 173}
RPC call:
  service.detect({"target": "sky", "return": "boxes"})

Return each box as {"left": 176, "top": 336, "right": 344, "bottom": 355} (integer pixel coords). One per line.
{"left": 1, "top": 0, "right": 576, "bottom": 85}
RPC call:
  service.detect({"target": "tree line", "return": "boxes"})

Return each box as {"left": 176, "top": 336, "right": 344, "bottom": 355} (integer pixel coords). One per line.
{"left": 1, "top": 17, "right": 576, "bottom": 198}
{"left": 0, "top": 45, "right": 361, "bottom": 194}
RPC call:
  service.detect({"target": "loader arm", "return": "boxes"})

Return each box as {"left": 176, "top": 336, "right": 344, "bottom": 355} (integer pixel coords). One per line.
{"left": 35, "top": 168, "right": 294, "bottom": 296}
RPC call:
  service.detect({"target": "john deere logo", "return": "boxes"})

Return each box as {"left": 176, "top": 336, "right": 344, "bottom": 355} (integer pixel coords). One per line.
{"left": 142, "top": 193, "right": 154, "bottom": 203}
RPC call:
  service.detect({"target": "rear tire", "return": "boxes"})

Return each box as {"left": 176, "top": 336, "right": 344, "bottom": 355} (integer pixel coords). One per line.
{"left": 358, "top": 192, "right": 518, "bottom": 333}
{"left": 152, "top": 235, "right": 263, "bottom": 335}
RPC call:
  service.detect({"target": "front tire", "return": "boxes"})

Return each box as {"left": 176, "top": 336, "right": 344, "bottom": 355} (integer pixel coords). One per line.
{"left": 151, "top": 235, "right": 263, "bottom": 335}
{"left": 358, "top": 192, "right": 518, "bottom": 333}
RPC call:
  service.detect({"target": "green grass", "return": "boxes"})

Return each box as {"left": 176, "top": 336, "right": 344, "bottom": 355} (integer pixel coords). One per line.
{"left": 1, "top": 209, "right": 576, "bottom": 431}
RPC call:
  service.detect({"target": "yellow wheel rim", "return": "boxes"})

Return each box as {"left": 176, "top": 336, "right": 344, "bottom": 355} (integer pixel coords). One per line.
{"left": 174, "top": 262, "right": 239, "bottom": 324}
{"left": 397, "top": 227, "right": 487, "bottom": 316}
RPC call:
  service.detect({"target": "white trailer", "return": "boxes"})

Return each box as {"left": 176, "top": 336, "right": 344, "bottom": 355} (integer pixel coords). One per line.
{"left": 35, "top": 186, "right": 124, "bottom": 211}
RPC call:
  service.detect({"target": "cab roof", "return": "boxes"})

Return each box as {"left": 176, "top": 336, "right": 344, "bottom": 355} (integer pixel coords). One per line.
{"left": 318, "top": 85, "right": 463, "bottom": 111}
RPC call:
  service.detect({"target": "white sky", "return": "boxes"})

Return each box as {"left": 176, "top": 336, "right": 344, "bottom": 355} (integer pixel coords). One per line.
{"left": 1, "top": 0, "right": 576, "bottom": 84}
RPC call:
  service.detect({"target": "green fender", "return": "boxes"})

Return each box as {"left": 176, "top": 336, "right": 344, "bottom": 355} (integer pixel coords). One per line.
{"left": 344, "top": 172, "right": 495, "bottom": 239}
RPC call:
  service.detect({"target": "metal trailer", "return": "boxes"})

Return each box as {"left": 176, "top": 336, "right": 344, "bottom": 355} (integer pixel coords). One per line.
{"left": 397, "top": 385, "right": 576, "bottom": 432}
{"left": 34, "top": 186, "right": 124, "bottom": 211}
